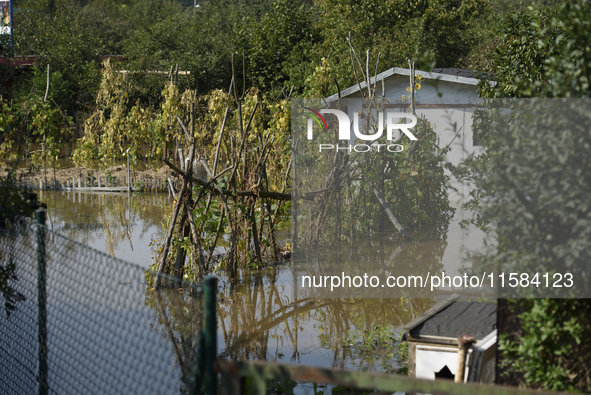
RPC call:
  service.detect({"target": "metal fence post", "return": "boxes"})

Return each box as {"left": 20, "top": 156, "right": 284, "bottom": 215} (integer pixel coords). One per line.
{"left": 204, "top": 276, "right": 217, "bottom": 395}
{"left": 36, "top": 209, "right": 48, "bottom": 395}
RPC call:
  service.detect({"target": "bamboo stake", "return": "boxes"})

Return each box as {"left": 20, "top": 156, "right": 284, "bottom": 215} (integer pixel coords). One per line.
{"left": 212, "top": 107, "right": 230, "bottom": 176}
{"left": 154, "top": 176, "right": 188, "bottom": 290}
{"left": 185, "top": 199, "right": 206, "bottom": 273}
{"left": 367, "top": 179, "right": 411, "bottom": 241}
{"left": 43, "top": 64, "right": 50, "bottom": 102}
{"left": 205, "top": 106, "right": 230, "bottom": 213}
{"left": 173, "top": 210, "right": 188, "bottom": 287}
{"left": 261, "top": 165, "right": 279, "bottom": 260}
{"left": 227, "top": 102, "right": 259, "bottom": 186}
{"left": 206, "top": 207, "right": 225, "bottom": 270}
{"left": 195, "top": 157, "right": 237, "bottom": 277}
{"left": 273, "top": 158, "right": 292, "bottom": 218}
{"left": 168, "top": 177, "right": 177, "bottom": 199}
{"left": 154, "top": 106, "right": 197, "bottom": 290}
{"left": 248, "top": 200, "right": 262, "bottom": 264}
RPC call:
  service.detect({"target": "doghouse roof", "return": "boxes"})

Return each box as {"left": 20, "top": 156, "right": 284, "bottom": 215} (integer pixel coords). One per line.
{"left": 404, "top": 295, "right": 496, "bottom": 345}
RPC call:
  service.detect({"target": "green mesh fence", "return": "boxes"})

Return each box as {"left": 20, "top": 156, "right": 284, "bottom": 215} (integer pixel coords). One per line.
{"left": 0, "top": 211, "right": 216, "bottom": 395}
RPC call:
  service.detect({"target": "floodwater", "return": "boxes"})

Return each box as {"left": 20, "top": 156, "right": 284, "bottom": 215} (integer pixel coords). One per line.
{"left": 37, "top": 189, "right": 169, "bottom": 267}
{"left": 31, "top": 190, "right": 486, "bottom": 392}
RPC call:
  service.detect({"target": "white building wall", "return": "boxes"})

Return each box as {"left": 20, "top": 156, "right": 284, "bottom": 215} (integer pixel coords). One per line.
{"left": 327, "top": 70, "right": 488, "bottom": 280}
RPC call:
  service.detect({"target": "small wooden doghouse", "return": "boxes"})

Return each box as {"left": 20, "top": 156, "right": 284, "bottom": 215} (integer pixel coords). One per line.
{"left": 403, "top": 295, "right": 497, "bottom": 383}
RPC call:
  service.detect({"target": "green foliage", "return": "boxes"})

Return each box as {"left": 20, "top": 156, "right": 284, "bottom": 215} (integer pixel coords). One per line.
{"left": 300, "top": 0, "right": 487, "bottom": 97}
{"left": 0, "top": 100, "right": 15, "bottom": 157}
{"left": 499, "top": 299, "right": 591, "bottom": 392}
{"left": 73, "top": 59, "right": 165, "bottom": 162}
{"left": 105, "top": 170, "right": 114, "bottom": 185}
{"left": 463, "top": 98, "right": 591, "bottom": 391}
{"left": 27, "top": 96, "right": 73, "bottom": 164}
{"left": 124, "top": 3, "right": 235, "bottom": 97}
{"left": 480, "top": 0, "right": 591, "bottom": 99}
{"left": 459, "top": 2, "right": 591, "bottom": 391}
{"left": 8, "top": 0, "right": 496, "bottom": 109}
{"left": 479, "top": 6, "right": 557, "bottom": 98}
{"left": 0, "top": 167, "right": 45, "bottom": 222}
{"left": 134, "top": 179, "right": 144, "bottom": 191}
{"left": 296, "top": 93, "right": 454, "bottom": 247}
{"left": 464, "top": 0, "right": 591, "bottom": 283}
{"left": 539, "top": 1, "right": 591, "bottom": 98}
{"left": 344, "top": 321, "right": 408, "bottom": 373}
{"left": 246, "top": 0, "right": 320, "bottom": 90}
{"left": 14, "top": 0, "right": 104, "bottom": 114}
{"left": 0, "top": 92, "right": 72, "bottom": 162}
{"left": 419, "top": 0, "right": 489, "bottom": 67}
{"left": 466, "top": 99, "right": 591, "bottom": 293}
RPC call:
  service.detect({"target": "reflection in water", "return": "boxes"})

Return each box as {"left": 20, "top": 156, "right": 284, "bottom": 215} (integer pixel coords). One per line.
{"left": 294, "top": 228, "right": 449, "bottom": 298}
{"left": 36, "top": 191, "right": 480, "bottom": 379}
{"left": 146, "top": 267, "right": 434, "bottom": 375}
{"left": 0, "top": 224, "right": 30, "bottom": 318}
{"left": 145, "top": 289, "right": 205, "bottom": 393}
{"left": 37, "top": 190, "right": 170, "bottom": 267}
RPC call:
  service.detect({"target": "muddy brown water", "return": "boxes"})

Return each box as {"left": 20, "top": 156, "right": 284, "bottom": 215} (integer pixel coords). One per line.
{"left": 37, "top": 189, "right": 169, "bottom": 266}
{"left": 35, "top": 189, "right": 485, "bottom": 385}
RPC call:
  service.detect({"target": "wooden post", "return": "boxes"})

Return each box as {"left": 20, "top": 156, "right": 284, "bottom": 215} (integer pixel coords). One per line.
{"left": 168, "top": 178, "right": 175, "bottom": 198}
{"left": 178, "top": 148, "right": 185, "bottom": 171}
{"left": 408, "top": 60, "right": 416, "bottom": 116}
{"left": 456, "top": 335, "right": 476, "bottom": 383}
{"left": 36, "top": 210, "right": 48, "bottom": 395}
{"left": 127, "top": 149, "right": 131, "bottom": 192}
{"left": 204, "top": 276, "right": 217, "bottom": 395}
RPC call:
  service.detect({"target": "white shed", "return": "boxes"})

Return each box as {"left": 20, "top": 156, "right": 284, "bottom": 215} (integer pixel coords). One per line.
{"left": 324, "top": 67, "right": 487, "bottom": 201}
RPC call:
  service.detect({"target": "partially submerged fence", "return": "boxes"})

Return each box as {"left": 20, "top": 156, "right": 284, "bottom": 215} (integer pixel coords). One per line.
{"left": 10, "top": 175, "right": 172, "bottom": 193}
{"left": 0, "top": 210, "right": 216, "bottom": 394}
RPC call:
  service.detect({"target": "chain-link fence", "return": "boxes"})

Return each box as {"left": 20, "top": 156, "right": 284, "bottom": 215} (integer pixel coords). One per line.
{"left": 0, "top": 211, "right": 217, "bottom": 395}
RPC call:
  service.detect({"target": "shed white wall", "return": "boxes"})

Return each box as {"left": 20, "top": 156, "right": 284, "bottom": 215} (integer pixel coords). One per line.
{"left": 333, "top": 71, "right": 484, "bottom": 201}
{"left": 331, "top": 71, "right": 487, "bottom": 281}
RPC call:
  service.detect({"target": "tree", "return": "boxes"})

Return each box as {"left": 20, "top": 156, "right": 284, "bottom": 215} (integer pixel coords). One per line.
{"left": 299, "top": 0, "right": 487, "bottom": 97}
{"left": 478, "top": 6, "right": 558, "bottom": 98}
{"left": 246, "top": 0, "right": 320, "bottom": 90}
{"left": 464, "top": 1, "right": 591, "bottom": 390}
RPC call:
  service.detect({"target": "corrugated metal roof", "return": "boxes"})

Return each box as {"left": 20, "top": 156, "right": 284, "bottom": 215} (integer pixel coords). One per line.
{"left": 324, "top": 67, "right": 487, "bottom": 103}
